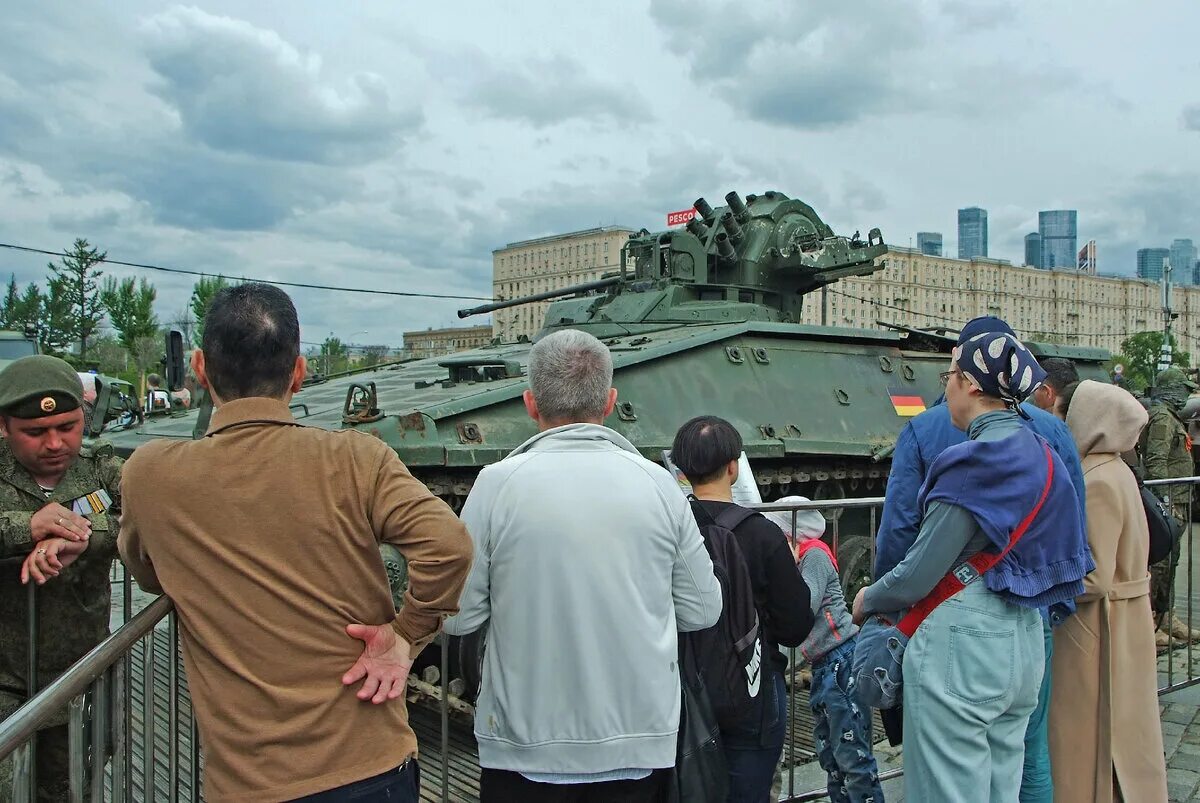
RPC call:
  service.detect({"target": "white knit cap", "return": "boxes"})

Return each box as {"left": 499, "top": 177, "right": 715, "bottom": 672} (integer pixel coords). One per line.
{"left": 762, "top": 496, "right": 826, "bottom": 540}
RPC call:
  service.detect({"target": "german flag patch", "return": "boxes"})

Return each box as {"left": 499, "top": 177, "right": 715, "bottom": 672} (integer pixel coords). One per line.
{"left": 71, "top": 489, "right": 113, "bottom": 517}
{"left": 889, "top": 390, "right": 927, "bottom": 417}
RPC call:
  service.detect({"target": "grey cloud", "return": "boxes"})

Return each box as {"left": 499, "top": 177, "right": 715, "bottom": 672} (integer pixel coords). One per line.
{"left": 463, "top": 54, "right": 652, "bottom": 128}
{"left": 1082, "top": 171, "right": 1200, "bottom": 275}
{"left": 139, "top": 6, "right": 420, "bottom": 166}
{"left": 649, "top": 0, "right": 1077, "bottom": 129}
{"left": 1184, "top": 104, "right": 1200, "bottom": 131}
{"left": 940, "top": 1, "right": 1015, "bottom": 31}
{"left": 0, "top": 7, "right": 387, "bottom": 232}
{"left": 650, "top": 0, "right": 925, "bottom": 128}
{"left": 841, "top": 174, "right": 887, "bottom": 214}
{"left": 49, "top": 207, "right": 122, "bottom": 233}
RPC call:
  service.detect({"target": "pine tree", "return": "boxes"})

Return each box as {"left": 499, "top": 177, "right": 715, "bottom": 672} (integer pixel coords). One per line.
{"left": 0, "top": 276, "right": 20, "bottom": 329}
{"left": 41, "top": 277, "right": 76, "bottom": 355}
{"left": 46, "top": 238, "right": 106, "bottom": 359}
{"left": 101, "top": 277, "right": 160, "bottom": 395}
{"left": 190, "top": 275, "right": 230, "bottom": 344}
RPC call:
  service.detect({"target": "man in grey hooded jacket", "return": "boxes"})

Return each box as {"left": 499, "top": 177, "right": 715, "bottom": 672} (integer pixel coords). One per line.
{"left": 444, "top": 328, "right": 722, "bottom": 802}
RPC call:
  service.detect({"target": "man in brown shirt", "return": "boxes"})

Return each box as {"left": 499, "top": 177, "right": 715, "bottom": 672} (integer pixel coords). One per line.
{"left": 118, "top": 284, "right": 472, "bottom": 802}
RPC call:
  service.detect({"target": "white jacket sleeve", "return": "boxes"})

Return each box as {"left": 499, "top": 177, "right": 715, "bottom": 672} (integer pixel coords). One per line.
{"left": 442, "top": 475, "right": 492, "bottom": 637}
{"left": 671, "top": 494, "right": 722, "bottom": 632}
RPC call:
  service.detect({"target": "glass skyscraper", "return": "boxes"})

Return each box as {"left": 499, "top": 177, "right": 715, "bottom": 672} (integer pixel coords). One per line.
{"left": 958, "top": 208, "right": 987, "bottom": 259}
{"left": 1038, "top": 210, "right": 1077, "bottom": 270}
{"left": 1137, "top": 248, "right": 1171, "bottom": 282}
{"left": 917, "top": 232, "right": 942, "bottom": 256}
{"left": 1024, "top": 232, "right": 1042, "bottom": 268}
{"left": 1171, "top": 239, "right": 1197, "bottom": 285}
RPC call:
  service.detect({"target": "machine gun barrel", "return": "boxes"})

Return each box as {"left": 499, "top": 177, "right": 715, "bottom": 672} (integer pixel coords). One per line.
{"left": 457, "top": 276, "right": 623, "bottom": 319}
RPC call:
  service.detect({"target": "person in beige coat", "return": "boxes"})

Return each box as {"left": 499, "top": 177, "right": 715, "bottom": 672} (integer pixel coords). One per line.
{"left": 1049, "top": 380, "right": 1168, "bottom": 802}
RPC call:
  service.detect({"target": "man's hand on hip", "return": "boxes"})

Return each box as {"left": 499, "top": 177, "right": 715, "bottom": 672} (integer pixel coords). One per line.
{"left": 342, "top": 623, "right": 414, "bottom": 704}
{"left": 21, "top": 537, "right": 90, "bottom": 585}
{"left": 30, "top": 503, "right": 91, "bottom": 543}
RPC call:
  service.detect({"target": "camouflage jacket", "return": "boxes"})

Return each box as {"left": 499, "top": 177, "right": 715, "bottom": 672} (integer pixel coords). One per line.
{"left": 0, "top": 440, "right": 123, "bottom": 702}
{"left": 1143, "top": 404, "right": 1194, "bottom": 511}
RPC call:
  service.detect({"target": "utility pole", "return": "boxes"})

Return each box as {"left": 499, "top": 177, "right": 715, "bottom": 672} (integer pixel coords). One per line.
{"left": 1154, "top": 257, "right": 1174, "bottom": 390}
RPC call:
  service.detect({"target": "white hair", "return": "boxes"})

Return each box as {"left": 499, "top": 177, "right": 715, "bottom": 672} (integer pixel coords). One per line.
{"left": 528, "top": 329, "right": 613, "bottom": 423}
{"left": 77, "top": 373, "right": 98, "bottom": 402}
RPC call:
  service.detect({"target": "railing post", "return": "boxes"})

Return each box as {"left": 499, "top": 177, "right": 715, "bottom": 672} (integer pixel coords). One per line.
{"left": 141, "top": 633, "right": 155, "bottom": 803}
{"left": 440, "top": 634, "right": 449, "bottom": 803}
{"left": 190, "top": 709, "right": 201, "bottom": 803}
{"left": 25, "top": 583, "right": 37, "bottom": 802}
{"left": 169, "top": 614, "right": 179, "bottom": 799}
{"left": 89, "top": 674, "right": 108, "bottom": 803}
{"left": 68, "top": 694, "right": 86, "bottom": 803}
{"left": 111, "top": 659, "right": 127, "bottom": 803}
{"left": 786, "top": 508, "right": 799, "bottom": 801}
{"left": 122, "top": 569, "right": 133, "bottom": 799}
{"left": 10, "top": 741, "right": 32, "bottom": 803}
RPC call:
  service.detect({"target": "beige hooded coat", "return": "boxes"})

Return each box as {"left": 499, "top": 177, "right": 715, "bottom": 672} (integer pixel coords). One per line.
{"left": 1049, "top": 380, "right": 1167, "bottom": 802}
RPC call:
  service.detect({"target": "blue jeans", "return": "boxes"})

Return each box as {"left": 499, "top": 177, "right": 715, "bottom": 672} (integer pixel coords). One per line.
{"left": 723, "top": 669, "right": 786, "bottom": 803}
{"left": 902, "top": 582, "right": 1043, "bottom": 802}
{"left": 290, "top": 760, "right": 419, "bottom": 802}
{"left": 1019, "top": 618, "right": 1054, "bottom": 803}
{"left": 810, "top": 638, "right": 884, "bottom": 803}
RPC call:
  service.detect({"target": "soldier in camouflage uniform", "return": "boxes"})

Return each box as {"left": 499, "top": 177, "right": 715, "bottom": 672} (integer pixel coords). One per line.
{"left": 1144, "top": 367, "right": 1200, "bottom": 644}
{"left": 0, "top": 356, "right": 122, "bottom": 802}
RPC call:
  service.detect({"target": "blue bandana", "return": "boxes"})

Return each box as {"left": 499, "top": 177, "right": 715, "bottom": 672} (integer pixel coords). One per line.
{"left": 955, "top": 331, "right": 1046, "bottom": 409}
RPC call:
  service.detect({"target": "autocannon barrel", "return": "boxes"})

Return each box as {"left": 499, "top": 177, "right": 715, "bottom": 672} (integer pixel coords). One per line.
{"left": 725, "top": 191, "right": 749, "bottom": 223}
{"left": 720, "top": 211, "right": 744, "bottom": 244}
{"left": 686, "top": 218, "right": 709, "bottom": 239}
{"left": 457, "top": 276, "right": 623, "bottom": 319}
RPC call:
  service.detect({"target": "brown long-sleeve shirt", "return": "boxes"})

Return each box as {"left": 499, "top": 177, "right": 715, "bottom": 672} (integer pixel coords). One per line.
{"left": 118, "top": 397, "right": 472, "bottom": 802}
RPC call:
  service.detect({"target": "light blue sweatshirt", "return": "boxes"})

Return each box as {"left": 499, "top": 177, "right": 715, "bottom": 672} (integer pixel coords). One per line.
{"left": 443, "top": 423, "right": 722, "bottom": 775}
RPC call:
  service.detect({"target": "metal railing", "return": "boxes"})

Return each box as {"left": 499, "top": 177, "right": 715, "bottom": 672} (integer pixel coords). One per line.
{"left": 4, "top": 480, "right": 1200, "bottom": 802}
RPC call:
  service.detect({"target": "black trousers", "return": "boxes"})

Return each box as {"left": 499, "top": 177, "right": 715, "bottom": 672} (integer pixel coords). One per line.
{"left": 290, "top": 760, "right": 419, "bottom": 802}
{"left": 479, "top": 768, "right": 665, "bottom": 803}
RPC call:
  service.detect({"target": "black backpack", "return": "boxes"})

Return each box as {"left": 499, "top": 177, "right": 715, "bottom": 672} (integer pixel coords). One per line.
{"left": 1129, "top": 451, "right": 1185, "bottom": 567}
{"left": 683, "top": 499, "right": 765, "bottom": 731}
{"left": 1133, "top": 467, "right": 1184, "bottom": 566}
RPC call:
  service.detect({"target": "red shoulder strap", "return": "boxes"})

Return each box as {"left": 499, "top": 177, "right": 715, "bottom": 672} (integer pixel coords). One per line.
{"left": 896, "top": 443, "right": 1055, "bottom": 638}
{"left": 795, "top": 538, "right": 838, "bottom": 570}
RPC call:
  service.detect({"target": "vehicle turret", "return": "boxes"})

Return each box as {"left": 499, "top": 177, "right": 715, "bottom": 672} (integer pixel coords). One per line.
{"left": 459, "top": 190, "right": 886, "bottom": 340}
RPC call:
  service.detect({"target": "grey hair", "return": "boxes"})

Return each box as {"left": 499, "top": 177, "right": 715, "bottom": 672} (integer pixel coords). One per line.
{"left": 528, "top": 329, "right": 614, "bottom": 423}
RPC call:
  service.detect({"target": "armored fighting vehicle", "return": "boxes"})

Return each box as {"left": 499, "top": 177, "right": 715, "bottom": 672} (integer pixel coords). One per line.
{"left": 102, "top": 190, "right": 1111, "bottom": 698}
{"left": 0, "top": 328, "right": 40, "bottom": 372}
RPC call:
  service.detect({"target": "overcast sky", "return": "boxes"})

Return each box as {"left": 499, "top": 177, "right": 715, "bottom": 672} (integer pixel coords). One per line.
{"left": 1, "top": 1, "right": 1197, "bottom": 348}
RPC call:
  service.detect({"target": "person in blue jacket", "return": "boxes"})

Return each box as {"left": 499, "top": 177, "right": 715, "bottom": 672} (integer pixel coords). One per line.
{"left": 873, "top": 315, "right": 1089, "bottom": 803}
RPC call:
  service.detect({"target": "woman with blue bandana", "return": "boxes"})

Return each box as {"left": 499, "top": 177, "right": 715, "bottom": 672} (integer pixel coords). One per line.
{"left": 851, "top": 332, "right": 1093, "bottom": 802}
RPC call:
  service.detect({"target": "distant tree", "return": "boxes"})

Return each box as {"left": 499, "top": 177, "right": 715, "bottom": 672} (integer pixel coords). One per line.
{"left": 1116, "top": 330, "right": 1190, "bottom": 392}
{"left": 190, "top": 275, "right": 230, "bottom": 344}
{"left": 132, "top": 334, "right": 162, "bottom": 394}
{"left": 41, "top": 277, "right": 77, "bottom": 356}
{"left": 47, "top": 238, "right": 106, "bottom": 359}
{"left": 0, "top": 276, "right": 19, "bottom": 329}
{"left": 166, "top": 306, "right": 196, "bottom": 349}
{"left": 101, "top": 276, "right": 159, "bottom": 393}
{"left": 362, "top": 345, "right": 389, "bottom": 368}
{"left": 318, "top": 336, "right": 350, "bottom": 375}
{"left": 86, "top": 335, "right": 129, "bottom": 377}
{"left": 0, "top": 276, "right": 43, "bottom": 334}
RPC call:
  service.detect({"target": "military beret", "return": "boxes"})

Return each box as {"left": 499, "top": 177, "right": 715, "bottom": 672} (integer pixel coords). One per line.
{"left": 0, "top": 355, "right": 84, "bottom": 419}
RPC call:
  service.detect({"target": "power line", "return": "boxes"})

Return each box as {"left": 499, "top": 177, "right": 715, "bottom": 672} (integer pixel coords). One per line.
{"left": 826, "top": 287, "right": 1140, "bottom": 342}
{"left": 0, "top": 242, "right": 494, "bottom": 302}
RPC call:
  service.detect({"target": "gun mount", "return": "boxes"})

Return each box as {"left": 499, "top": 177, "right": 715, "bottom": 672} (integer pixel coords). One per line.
{"left": 461, "top": 190, "right": 886, "bottom": 340}
{"left": 457, "top": 276, "right": 623, "bottom": 319}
